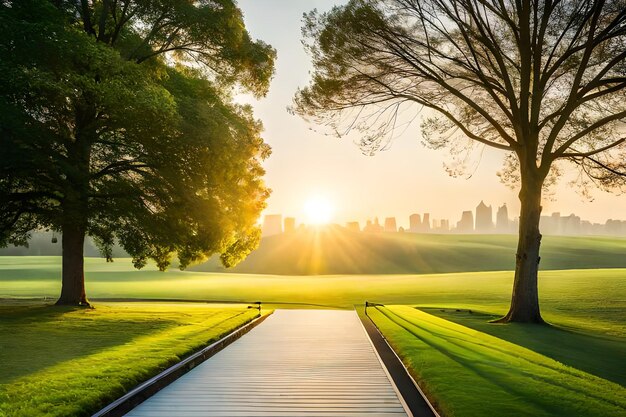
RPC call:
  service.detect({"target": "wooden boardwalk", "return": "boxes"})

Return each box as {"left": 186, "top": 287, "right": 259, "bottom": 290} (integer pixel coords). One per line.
{"left": 125, "top": 310, "right": 410, "bottom": 417}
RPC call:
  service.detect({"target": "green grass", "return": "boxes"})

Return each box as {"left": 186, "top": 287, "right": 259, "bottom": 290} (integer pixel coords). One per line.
{"left": 1, "top": 257, "right": 625, "bottom": 416}
{"left": 368, "top": 306, "right": 626, "bottom": 417}
{"left": 1, "top": 257, "right": 624, "bottom": 333}
{"left": 424, "top": 308, "right": 626, "bottom": 386}
{"left": 0, "top": 302, "right": 263, "bottom": 417}
{"left": 192, "top": 229, "right": 626, "bottom": 274}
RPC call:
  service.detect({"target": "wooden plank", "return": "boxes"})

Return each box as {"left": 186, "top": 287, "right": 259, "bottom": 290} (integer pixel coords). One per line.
{"left": 125, "top": 310, "right": 409, "bottom": 416}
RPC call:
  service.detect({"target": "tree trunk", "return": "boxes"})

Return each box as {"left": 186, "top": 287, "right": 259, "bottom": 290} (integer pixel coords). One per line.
{"left": 56, "top": 223, "right": 89, "bottom": 306}
{"left": 55, "top": 102, "right": 94, "bottom": 306}
{"left": 496, "top": 177, "right": 545, "bottom": 323}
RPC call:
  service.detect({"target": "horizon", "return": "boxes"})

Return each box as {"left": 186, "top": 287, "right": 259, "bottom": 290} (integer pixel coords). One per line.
{"left": 259, "top": 203, "right": 626, "bottom": 237}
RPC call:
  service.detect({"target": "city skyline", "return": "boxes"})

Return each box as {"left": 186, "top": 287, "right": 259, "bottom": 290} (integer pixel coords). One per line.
{"left": 261, "top": 199, "right": 626, "bottom": 237}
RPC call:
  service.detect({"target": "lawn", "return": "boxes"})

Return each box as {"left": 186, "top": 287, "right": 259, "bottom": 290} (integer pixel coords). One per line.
{"left": 1, "top": 257, "right": 624, "bottom": 333}
{"left": 1, "top": 257, "right": 625, "bottom": 416}
{"left": 368, "top": 306, "right": 626, "bottom": 417}
{"left": 424, "top": 308, "right": 626, "bottom": 386}
{"left": 0, "top": 302, "right": 263, "bottom": 417}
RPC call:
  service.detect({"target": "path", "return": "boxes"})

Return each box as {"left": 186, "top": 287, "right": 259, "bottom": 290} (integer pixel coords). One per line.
{"left": 125, "top": 309, "right": 410, "bottom": 417}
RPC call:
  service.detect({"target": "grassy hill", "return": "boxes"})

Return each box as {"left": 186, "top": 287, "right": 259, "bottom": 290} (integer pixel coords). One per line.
{"left": 191, "top": 227, "right": 626, "bottom": 274}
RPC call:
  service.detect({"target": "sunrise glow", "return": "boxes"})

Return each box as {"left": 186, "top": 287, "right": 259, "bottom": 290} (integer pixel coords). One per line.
{"left": 304, "top": 196, "right": 334, "bottom": 225}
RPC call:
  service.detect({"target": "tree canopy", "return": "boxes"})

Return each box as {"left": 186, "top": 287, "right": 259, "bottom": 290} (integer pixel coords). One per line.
{"left": 295, "top": 0, "right": 625, "bottom": 186}
{"left": 0, "top": 0, "right": 276, "bottom": 303}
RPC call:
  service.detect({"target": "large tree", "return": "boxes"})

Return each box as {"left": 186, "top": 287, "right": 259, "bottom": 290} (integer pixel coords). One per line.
{"left": 294, "top": 0, "right": 626, "bottom": 322}
{"left": 0, "top": 0, "right": 275, "bottom": 305}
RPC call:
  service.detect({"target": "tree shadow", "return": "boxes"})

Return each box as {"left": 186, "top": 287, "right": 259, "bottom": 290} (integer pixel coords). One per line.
{"left": 0, "top": 304, "right": 176, "bottom": 384}
{"left": 423, "top": 307, "right": 626, "bottom": 386}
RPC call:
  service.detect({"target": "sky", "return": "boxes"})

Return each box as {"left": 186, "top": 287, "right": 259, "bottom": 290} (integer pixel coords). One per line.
{"left": 236, "top": 0, "right": 624, "bottom": 229}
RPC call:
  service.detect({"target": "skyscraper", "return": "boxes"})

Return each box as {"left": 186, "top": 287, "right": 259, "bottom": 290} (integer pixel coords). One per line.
{"left": 284, "top": 217, "right": 296, "bottom": 233}
{"left": 262, "top": 214, "right": 282, "bottom": 237}
{"left": 496, "top": 204, "right": 509, "bottom": 233}
{"left": 457, "top": 211, "right": 474, "bottom": 233}
{"left": 475, "top": 201, "right": 493, "bottom": 232}
{"left": 384, "top": 217, "right": 397, "bottom": 232}
{"left": 409, "top": 213, "right": 421, "bottom": 232}
{"left": 422, "top": 213, "right": 431, "bottom": 232}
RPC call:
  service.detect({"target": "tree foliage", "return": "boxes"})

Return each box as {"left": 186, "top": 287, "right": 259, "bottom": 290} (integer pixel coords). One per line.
{"left": 0, "top": 0, "right": 275, "bottom": 275}
{"left": 295, "top": 0, "right": 625, "bottom": 188}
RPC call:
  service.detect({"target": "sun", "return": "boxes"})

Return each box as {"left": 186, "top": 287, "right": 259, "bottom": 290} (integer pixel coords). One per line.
{"left": 304, "top": 196, "right": 334, "bottom": 225}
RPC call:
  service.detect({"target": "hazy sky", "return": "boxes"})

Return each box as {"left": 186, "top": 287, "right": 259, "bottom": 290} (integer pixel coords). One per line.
{"left": 237, "top": 0, "right": 624, "bottom": 228}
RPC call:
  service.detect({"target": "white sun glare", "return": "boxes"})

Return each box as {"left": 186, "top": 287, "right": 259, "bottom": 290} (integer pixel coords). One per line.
{"left": 304, "top": 196, "right": 334, "bottom": 225}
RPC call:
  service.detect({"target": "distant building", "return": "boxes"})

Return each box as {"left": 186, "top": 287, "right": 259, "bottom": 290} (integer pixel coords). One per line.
{"left": 606, "top": 219, "right": 626, "bottom": 236}
{"left": 457, "top": 211, "right": 474, "bottom": 233}
{"left": 542, "top": 212, "right": 606, "bottom": 236}
{"left": 540, "top": 215, "right": 553, "bottom": 234}
{"left": 409, "top": 213, "right": 422, "bottom": 233}
{"left": 346, "top": 221, "right": 360, "bottom": 232}
{"left": 551, "top": 212, "right": 562, "bottom": 235}
{"left": 364, "top": 217, "right": 384, "bottom": 233}
{"left": 511, "top": 216, "right": 519, "bottom": 232}
{"left": 562, "top": 214, "right": 581, "bottom": 235}
{"left": 475, "top": 201, "right": 493, "bottom": 232}
{"left": 384, "top": 217, "right": 397, "bottom": 232}
{"left": 422, "top": 213, "right": 431, "bottom": 232}
{"left": 580, "top": 220, "right": 592, "bottom": 235}
{"left": 284, "top": 217, "right": 296, "bottom": 233}
{"left": 262, "top": 214, "right": 282, "bottom": 237}
{"left": 431, "top": 219, "right": 449, "bottom": 232}
{"left": 540, "top": 212, "right": 561, "bottom": 235}
{"left": 591, "top": 222, "right": 605, "bottom": 235}
{"left": 496, "top": 204, "right": 509, "bottom": 233}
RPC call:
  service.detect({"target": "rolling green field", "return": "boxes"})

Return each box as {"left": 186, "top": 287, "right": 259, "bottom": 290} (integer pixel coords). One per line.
{"left": 369, "top": 306, "right": 626, "bottom": 417}
{"left": 1, "top": 256, "right": 625, "bottom": 416}
{"left": 1, "top": 257, "right": 624, "bottom": 334}
{"left": 0, "top": 303, "right": 262, "bottom": 417}
{"left": 192, "top": 229, "right": 626, "bottom": 274}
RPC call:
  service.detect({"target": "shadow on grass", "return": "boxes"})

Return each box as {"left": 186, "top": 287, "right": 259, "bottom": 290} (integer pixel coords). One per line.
{"left": 0, "top": 304, "right": 175, "bottom": 384}
{"left": 423, "top": 307, "right": 626, "bottom": 386}
{"left": 373, "top": 306, "right": 626, "bottom": 417}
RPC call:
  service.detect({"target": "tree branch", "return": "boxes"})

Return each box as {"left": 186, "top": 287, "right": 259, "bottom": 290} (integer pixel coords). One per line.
{"left": 560, "top": 138, "right": 625, "bottom": 158}
{"left": 552, "top": 110, "right": 626, "bottom": 157}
